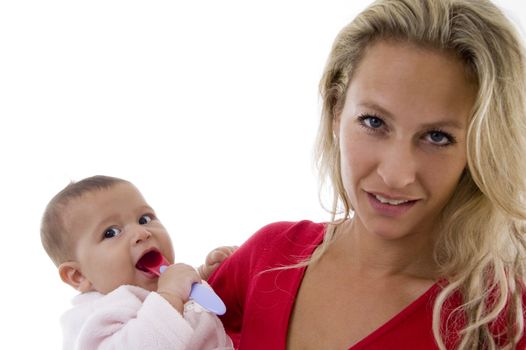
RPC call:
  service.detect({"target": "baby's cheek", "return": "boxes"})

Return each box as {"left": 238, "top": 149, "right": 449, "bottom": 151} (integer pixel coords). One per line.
{"left": 163, "top": 243, "right": 176, "bottom": 264}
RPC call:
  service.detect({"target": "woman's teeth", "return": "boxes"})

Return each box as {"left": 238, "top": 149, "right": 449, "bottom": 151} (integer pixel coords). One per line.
{"left": 374, "top": 194, "right": 410, "bottom": 205}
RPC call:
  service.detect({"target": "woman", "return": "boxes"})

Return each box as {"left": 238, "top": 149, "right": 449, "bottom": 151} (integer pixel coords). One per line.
{"left": 209, "top": 0, "right": 526, "bottom": 348}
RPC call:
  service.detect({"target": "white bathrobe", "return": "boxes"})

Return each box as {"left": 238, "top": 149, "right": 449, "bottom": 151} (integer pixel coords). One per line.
{"left": 61, "top": 285, "right": 233, "bottom": 350}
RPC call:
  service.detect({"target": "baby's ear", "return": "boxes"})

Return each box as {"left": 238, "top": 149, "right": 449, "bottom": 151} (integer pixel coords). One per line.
{"left": 58, "top": 262, "right": 93, "bottom": 293}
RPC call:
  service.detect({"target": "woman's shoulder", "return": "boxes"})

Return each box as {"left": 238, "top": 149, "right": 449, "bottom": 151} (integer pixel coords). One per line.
{"left": 247, "top": 220, "right": 326, "bottom": 246}
{"left": 211, "top": 220, "right": 325, "bottom": 276}
{"left": 253, "top": 220, "right": 326, "bottom": 240}
{"left": 226, "top": 220, "right": 326, "bottom": 270}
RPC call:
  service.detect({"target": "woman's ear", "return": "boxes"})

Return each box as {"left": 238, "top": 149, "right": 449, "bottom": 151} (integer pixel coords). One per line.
{"left": 58, "top": 262, "right": 93, "bottom": 293}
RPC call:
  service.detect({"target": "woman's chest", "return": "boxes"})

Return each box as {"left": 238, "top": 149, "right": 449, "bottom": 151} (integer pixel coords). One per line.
{"left": 285, "top": 265, "right": 437, "bottom": 350}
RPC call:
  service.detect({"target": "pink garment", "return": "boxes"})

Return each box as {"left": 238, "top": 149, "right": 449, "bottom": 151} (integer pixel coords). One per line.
{"left": 61, "top": 284, "right": 233, "bottom": 350}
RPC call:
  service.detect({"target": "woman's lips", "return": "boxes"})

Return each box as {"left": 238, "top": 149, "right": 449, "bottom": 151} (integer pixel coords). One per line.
{"left": 366, "top": 192, "right": 418, "bottom": 217}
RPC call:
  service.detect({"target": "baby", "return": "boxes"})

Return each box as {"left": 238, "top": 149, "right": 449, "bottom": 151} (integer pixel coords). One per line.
{"left": 40, "top": 175, "right": 234, "bottom": 349}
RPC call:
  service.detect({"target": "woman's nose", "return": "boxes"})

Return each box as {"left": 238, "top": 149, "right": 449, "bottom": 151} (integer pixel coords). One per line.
{"left": 376, "top": 141, "right": 417, "bottom": 189}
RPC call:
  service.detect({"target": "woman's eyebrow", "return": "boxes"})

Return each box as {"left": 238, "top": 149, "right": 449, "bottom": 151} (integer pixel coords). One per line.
{"left": 357, "top": 101, "right": 464, "bottom": 130}
{"left": 419, "top": 120, "right": 464, "bottom": 130}
{"left": 357, "top": 101, "right": 394, "bottom": 119}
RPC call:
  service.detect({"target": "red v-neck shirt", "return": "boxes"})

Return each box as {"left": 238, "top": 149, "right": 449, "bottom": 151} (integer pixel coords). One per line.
{"left": 208, "top": 221, "right": 526, "bottom": 349}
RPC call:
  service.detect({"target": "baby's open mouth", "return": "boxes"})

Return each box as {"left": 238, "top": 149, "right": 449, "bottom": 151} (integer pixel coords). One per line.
{"left": 136, "top": 250, "right": 164, "bottom": 273}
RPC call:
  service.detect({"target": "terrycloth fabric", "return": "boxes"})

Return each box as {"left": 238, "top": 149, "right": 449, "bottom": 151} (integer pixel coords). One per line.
{"left": 61, "top": 284, "right": 233, "bottom": 350}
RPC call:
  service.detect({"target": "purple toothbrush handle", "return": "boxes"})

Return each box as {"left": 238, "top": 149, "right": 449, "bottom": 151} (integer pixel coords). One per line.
{"left": 159, "top": 265, "right": 226, "bottom": 315}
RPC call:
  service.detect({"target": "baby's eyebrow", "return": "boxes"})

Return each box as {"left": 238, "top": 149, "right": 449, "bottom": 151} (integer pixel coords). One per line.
{"left": 139, "top": 205, "right": 155, "bottom": 213}
{"left": 92, "top": 214, "right": 120, "bottom": 235}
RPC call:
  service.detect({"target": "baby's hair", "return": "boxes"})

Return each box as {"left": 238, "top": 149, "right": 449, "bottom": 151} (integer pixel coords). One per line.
{"left": 40, "top": 175, "right": 129, "bottom": 266}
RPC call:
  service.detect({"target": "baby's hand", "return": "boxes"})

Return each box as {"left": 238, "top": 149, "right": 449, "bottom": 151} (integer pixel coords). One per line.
{"left": 157, "top": 263, "right": 201, "bottom": 314}
{"left": 198, "top": 245, "right": 238, "bottom": 280}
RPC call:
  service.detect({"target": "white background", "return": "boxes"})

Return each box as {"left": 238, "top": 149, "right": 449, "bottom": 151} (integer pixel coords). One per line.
{"left": 0, "top": 1, "right": 524, "bottom": 348}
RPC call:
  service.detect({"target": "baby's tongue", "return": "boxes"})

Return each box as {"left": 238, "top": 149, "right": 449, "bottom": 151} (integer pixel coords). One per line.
{"left": 136, "top": 251, "right": 169, "bottom": 276}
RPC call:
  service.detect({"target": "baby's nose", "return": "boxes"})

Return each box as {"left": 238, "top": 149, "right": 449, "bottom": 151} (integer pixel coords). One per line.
{"left": 133, "top": 226, "right": 152, "bottom": 244}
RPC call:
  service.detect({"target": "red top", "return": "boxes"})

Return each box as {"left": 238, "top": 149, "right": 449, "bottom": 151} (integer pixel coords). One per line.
{"left": 208, "top": 221, "right": 526, "bottom": 349}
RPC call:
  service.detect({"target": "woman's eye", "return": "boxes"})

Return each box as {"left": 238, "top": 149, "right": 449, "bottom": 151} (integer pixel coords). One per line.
{"left": 425, "top": 131, "right": 454, "bottom": 146}
{"left": 103, "top": 227, "right": 121, "bottom": 239}
{"left": 139, "top": 214, "right": 153, "bottom": 225}
{"left": 358, "top": 115, "right": 384, "bottom": 129}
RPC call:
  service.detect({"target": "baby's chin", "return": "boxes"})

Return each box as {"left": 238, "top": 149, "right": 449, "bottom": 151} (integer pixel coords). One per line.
{"left": 136, "top": 279, "right": 159, "bottom": 292}
{"left": 100, "top": 279, "right": 158, "bottom": 294}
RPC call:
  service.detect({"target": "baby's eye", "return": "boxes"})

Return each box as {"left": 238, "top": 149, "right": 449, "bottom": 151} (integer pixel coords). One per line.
{"left": 103, "top": 227, "right": 121, "bottom": 239}
{"left": 425, "top": 130, "right": 454, "bottom": 146}
{"left": 139, "top": 214, "right": 153, "bottom": 225}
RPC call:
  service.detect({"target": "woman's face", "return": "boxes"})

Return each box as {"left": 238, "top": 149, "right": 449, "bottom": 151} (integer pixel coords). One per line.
{"left": 335, "top": 40, "right": 476, "bottom": 241}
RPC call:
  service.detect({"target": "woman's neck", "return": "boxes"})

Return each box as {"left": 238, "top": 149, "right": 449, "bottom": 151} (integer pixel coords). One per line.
{"left": 329, "top": 218, "right": 439, "bottom": 281}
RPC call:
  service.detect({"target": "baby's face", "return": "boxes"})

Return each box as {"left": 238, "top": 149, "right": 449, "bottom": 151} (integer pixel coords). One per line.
{"left": 65, "top": 182, "right": 175, "bottom": 294}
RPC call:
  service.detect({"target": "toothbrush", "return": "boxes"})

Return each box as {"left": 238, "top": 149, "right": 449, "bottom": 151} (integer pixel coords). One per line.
{"left": 138, "top": 251, "right": 226, "bottom": 315}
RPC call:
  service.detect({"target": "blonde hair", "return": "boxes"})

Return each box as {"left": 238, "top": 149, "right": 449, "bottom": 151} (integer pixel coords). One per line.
{"left": 315, "top": 0, "right": 526, "bottom": 348}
